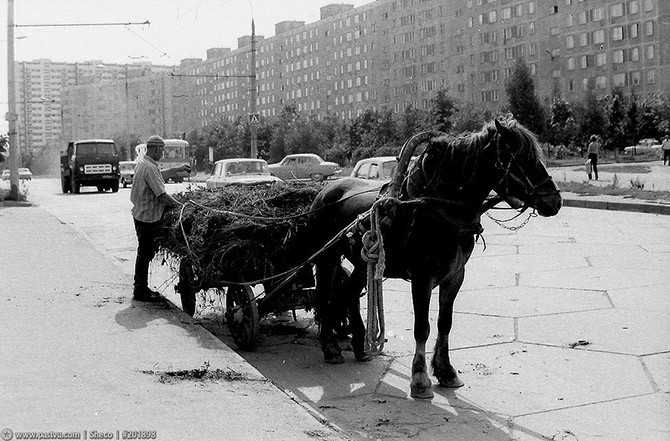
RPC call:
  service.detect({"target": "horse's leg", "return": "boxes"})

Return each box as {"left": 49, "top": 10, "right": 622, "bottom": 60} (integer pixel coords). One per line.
{"left": 432, "top": 267, "right": 465, "bottom": 388}
{"left": 315, "top": 250, "right": 345, "bottom": 364}
{"left": 343, "top": 264, "right": 370, "bottom": 362}
{"left": 410, "top": 275, "right": 434, "bottom": 399}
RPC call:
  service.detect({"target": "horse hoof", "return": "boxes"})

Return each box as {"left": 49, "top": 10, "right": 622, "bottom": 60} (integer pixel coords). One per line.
{"left": 439, "top": 376, "right": 465, "bottom": 388}
{"left": 410, "top": 386, "right": 434, "bottom": 399}
{"left": 354, "top": 351, "right": 372, "bottom": 362}
{"left": 325, "top": 354, "right": 345, "bottom": 364}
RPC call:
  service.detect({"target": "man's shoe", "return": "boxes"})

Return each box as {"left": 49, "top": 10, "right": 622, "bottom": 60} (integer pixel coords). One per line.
{"left": 133, "top": 288, "right": 165, "bottom": 303}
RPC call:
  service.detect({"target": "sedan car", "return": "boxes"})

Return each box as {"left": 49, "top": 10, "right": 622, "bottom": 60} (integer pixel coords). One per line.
{"left": 351, "top": 156, "right": 418, "bottom": 181}
{"left": 206, "top": 158, "right": 282, "bottom": 189}
{"left": 268, "top": 153, "right": 341, "bottom": 181}
{"left": 2, "top": 168, "right": 33, "bottom": 180}
{"left": 623, "top": 138, "right": 662, "bottom": 155}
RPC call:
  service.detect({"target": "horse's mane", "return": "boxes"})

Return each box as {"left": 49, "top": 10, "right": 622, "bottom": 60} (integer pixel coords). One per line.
{"left": 406, "top": 117, "right": 543, "bottom": 193}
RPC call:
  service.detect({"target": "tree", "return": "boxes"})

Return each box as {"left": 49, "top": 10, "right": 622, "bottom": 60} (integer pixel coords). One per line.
{"left": 429, "top": 88, "right": 458, "bottom": 133}
{"left": 548, "top": 97, "right": 574, "bottom": 147}
{"left": 623, "top": 97, "right": 639, "bottom": 148}
{"left": 604, "top": 88, "right": 626, "bottom": 156}
{"left": 504, "top": 58, "right": 545, "bottom": 137}
{"left": 574, "top": 90, "right": 605, "bottom": 146}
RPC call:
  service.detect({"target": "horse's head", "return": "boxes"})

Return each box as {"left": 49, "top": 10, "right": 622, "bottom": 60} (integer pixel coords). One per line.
{"left": 490, "top": 119, "right": 562, "bottom": 217}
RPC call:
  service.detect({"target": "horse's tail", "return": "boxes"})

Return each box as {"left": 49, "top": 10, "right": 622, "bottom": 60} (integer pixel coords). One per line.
{"left": 388, "top": 131, "right": 442, "bottom": 198}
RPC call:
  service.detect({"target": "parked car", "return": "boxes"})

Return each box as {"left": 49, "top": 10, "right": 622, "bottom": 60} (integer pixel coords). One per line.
{"left": 2, "top": 168, "right": 33, "bottom": 180}
{"left": 119, "top": 161, "right": 136, "bottom": 188}
{"left": 350, "top": 156, "right": 418, "bottom": 181}
{"left": 206, "top": 158, "right": 282, "bottom": 189}
{"left": 268, "top": 153, "right": 341, "bottom": 182}
{"left": 623, "top": 138, "right": 662, "bottom": 155}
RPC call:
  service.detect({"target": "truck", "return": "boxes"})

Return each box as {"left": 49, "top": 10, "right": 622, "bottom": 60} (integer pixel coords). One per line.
{"left": 61, "top": 139, "right": 120, "bottom": 194}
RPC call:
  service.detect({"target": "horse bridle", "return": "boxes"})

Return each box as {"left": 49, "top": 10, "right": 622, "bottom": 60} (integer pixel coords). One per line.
{"left": 490, "top": 132, "right": 555, "bottom": 212}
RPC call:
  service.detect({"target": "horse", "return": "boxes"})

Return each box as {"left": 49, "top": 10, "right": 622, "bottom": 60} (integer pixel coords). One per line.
{"left": 306, "top": 118, "right": 562, "bottom": 399}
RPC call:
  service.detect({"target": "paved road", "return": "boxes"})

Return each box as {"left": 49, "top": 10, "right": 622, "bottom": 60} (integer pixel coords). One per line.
{"left": 23, "top": 178, "right": 670, "bottom": 440}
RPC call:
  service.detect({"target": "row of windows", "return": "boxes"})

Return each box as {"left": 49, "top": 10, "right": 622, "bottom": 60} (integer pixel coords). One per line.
{"left": 566, "top": 21, "right": 654, "bottom": 48}
{"left": 566, "top": 44, "right": 655, "bottom": 69}
{"left": 566, "top": 69, "right": 655, "bottom": 93}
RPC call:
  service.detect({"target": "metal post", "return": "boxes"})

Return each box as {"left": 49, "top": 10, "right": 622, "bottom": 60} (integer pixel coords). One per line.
{"left": 7, "top": 0, "right": 20, "bottom": 199}
{"left": 249, "top": 18, "right": 258, "bottom": 159}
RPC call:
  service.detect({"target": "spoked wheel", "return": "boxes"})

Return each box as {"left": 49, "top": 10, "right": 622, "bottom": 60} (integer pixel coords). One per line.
{"left": 176, "top": 259, "right": 198, "bottom": 317}
{"left": 225, "top": 285, "right": 259, "bottom": 350}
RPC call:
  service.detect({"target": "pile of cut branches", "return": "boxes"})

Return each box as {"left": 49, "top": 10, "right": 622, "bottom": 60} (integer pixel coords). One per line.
{"left": 156, "top": 182, "right": 325, "bottom": 287}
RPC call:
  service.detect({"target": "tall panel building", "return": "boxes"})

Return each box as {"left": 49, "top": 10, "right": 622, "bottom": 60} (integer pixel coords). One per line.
{"left": 20, "top": 0, "right": 668, "bottom": 158}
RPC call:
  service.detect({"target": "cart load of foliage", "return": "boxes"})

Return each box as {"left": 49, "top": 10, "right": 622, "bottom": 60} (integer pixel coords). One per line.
{"left": 156, "top": 181, "right": 326, "bottom": 286}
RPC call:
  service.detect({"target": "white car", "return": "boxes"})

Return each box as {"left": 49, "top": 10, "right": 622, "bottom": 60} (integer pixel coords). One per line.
{"left": 623, "top": 138, "right": 662, "bottom": 155}
{"left": 268, "top": 153, "right": 341, "bottom": 181}
{"left": 351, "top": 156, "right": 417, "bottom": 181}
{"left": 2, "top": 168, "right": 33, "bottom": 180}
{"left": 206, "top": 158, "right": 282, "bottom": 189}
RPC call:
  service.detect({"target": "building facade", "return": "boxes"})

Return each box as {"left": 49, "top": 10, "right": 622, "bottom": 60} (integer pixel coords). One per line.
{"left": 17, "top": 0, "right": 669, "bottom": 160}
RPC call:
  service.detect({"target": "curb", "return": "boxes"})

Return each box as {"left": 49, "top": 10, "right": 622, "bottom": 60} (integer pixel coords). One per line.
{"left": 562, "top": 197, "right": 670, "bottom": 215}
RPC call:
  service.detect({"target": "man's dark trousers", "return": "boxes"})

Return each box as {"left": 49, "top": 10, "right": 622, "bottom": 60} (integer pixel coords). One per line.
{"left": 133, "top": 218, "right": 160, "bottom": 292}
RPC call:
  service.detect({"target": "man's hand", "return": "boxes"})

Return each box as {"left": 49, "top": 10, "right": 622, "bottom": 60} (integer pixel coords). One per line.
{"left": 180, "top": 164, "right": 192, "bottom": 174}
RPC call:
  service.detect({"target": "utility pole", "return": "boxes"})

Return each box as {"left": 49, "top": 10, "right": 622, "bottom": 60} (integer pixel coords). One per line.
{"left": 249, "top": 18, "right": 258, "bottom": 159}
{"left": 6, "top": 0, "right": 20, "bottom": 200}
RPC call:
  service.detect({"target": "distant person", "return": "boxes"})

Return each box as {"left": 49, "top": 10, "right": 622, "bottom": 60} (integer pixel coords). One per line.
{"left": 586, "top": 135, "right": 601, "bottom": 180}
{"left": 130, "top": 135, "right": 190, "bottom": 302}
{"left": 662, "top": 135, "right": 670, "bottom": 166}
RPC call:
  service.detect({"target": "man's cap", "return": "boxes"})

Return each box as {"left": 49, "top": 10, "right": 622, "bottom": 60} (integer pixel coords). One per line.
{"left": 146, "top": 135, "right": 165, "bottom": 148}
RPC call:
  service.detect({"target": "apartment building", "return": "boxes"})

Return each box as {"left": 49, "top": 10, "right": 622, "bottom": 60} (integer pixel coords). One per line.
{"left": 14, "top": 59, "right": 176, "bottom": 158}
{"left": 22, "top": 0, "right": 668, "bottom": 155}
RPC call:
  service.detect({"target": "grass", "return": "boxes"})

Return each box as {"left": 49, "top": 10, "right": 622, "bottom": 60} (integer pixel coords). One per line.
{"left": 557, "top": 181, "right": 670, "bottom": 203}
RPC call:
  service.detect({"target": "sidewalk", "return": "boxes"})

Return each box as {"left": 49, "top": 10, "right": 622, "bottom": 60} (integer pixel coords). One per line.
{"left": 0, "top": 205, "right": 346, "bottom": 441}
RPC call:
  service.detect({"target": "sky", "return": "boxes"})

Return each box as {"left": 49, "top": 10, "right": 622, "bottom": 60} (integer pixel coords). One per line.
{"left": 0, "top": 0, "right": 373, "bottom": 132}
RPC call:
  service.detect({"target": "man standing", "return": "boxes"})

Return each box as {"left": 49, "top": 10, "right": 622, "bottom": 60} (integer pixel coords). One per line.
{"left": 130, "top": 135, "right": 190, "bottom": 302}
{"left": 586, "top": 135, "right": 601, "bottom": 180}
{"left": 662, "top": 135, "right": 670, "bottom": 166}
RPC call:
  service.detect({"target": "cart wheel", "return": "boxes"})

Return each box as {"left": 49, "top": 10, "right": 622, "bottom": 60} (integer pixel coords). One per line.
{"left": 176, "top": 259, "right": 198, "bottom": 317}
{"left": 225, "top": 285, "right": 259, "bottom": 350}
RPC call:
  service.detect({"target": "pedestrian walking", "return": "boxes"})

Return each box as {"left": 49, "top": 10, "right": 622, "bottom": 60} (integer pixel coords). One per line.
{"left": 130, "top": 135, "right": 191, "bottom": 302}
{"left": 662, "top": 135, "right": 670, "bottom": 166}
{"left": 586, "top": 135, "right": 601, "bottom": 180}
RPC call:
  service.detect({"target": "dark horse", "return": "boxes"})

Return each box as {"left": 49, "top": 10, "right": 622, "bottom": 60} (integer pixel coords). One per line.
{"left": 306, "top": 119, "right": 562, "bottom": 399}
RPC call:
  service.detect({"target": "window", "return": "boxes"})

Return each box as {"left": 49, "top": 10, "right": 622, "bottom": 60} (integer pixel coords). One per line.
{"left": 631, "top": 71, "right": 641, "bottom": 85}
{"left": 596, "top": 52, "right": 607, "bottom": 66}
{"left": 580, "top": 32, "right": 589, "bottom": 46}
{"left": 595, "top": 76, "right": 607, "bottom": 89}
{"left": 611, "top": 3, "right": 624, "bottom": 17}
{"left": 613, "top": 50, "right": 625, "bottom": 63}
{"left": 613, "top": 73, "right": 626, "bottom": 87}
{"left": 567, "top": 57, "right": 576, "bottom": 70}
{"left": 567, "top": 14, "right": 574, "bottom": 27}
{"left": 629, "top": 47, "right": 640, "bottom": 61}
{"left": 628, "top": 0, "right": 639, "bottom": 14}
{"left": 612, "top": 26, "right": 624, "bottom": 41}
{"left": 646, "top": 44, "right": 655, "bottom": 60}
{"left": 647, "top": 69, "right": 655, "bottom": 84}
{"left": 645, "top": 21, "right": 654, "bottom": 36}
{"left": 568, "top": 79, "right": 575, "bottom": 92}
{"left": 566, "top": 35, "right": 575, "bottom": 48}
{"left": 578, "top": 11, "right": 587, "bottom": 24}
{"left": 580, "top": 54, "right": 589, "bottom": 68}
{"left": 593, "top": 29, "right": 605, "bottom": 44}
{"left": 629, "top": 23, "right": 639, "bottom": 38}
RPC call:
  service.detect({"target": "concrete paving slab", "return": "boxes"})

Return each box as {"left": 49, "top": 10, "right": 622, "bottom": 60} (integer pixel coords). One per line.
{"left": 455, "top": 286, "right": 611, "bottom": 317}
{"left": 519, "top": 309, "right": 670, "bottom": 355}
{"left": 608, "top": 284, "right": 670, "bottom": 312}
{"left": 643, "top": 352, "right": 670, "bottom": 393}
{"left": 513, "top": 394, "right": 670, "bottom": 441}
{"left": 520, "top": 266, "right": 667, "bottom": 291}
